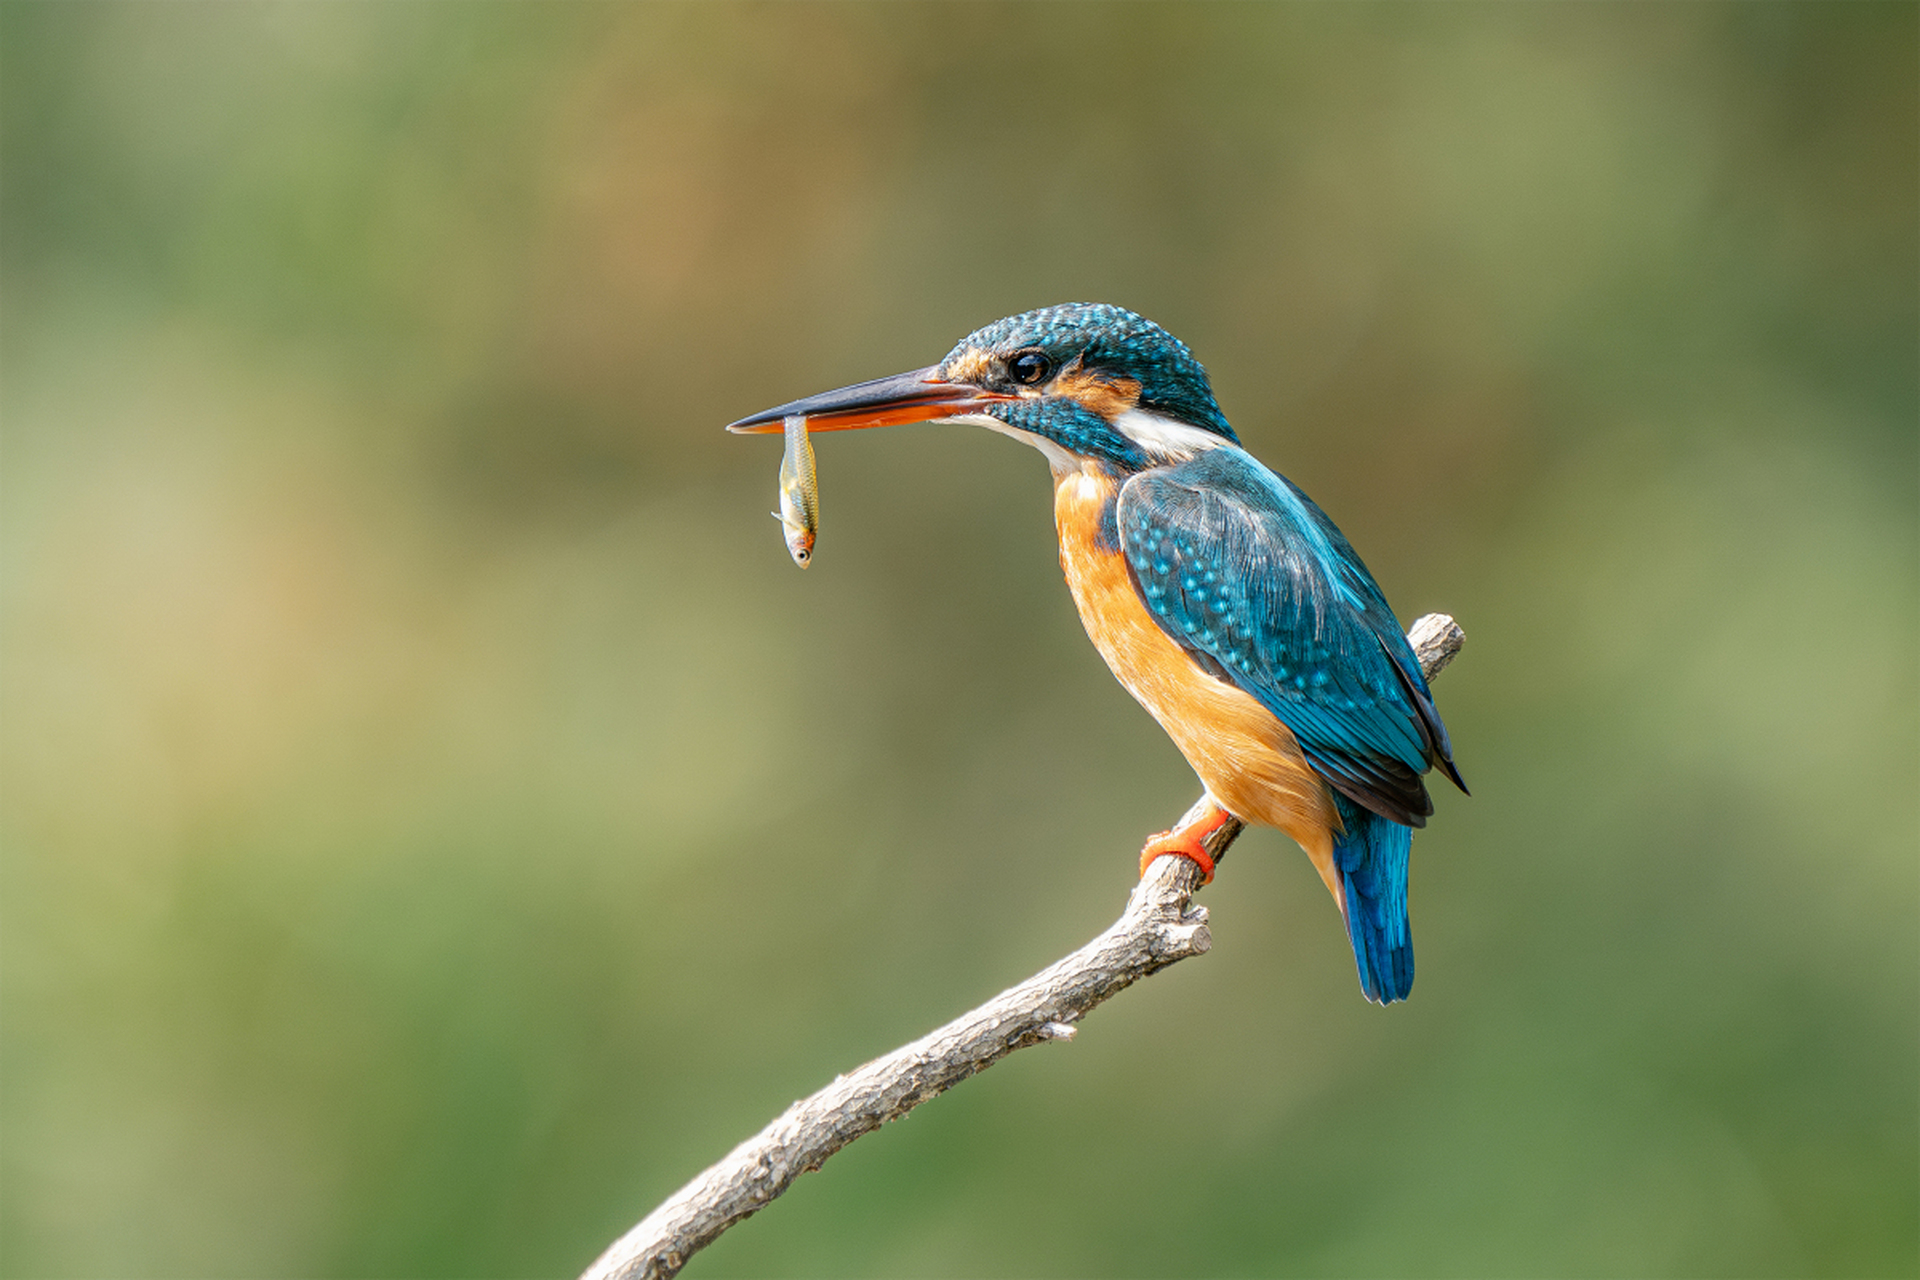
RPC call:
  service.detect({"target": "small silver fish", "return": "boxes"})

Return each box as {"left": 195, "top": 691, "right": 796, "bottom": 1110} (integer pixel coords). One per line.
{"left": 774, "top": 412, "right": 818, "bottom": 567}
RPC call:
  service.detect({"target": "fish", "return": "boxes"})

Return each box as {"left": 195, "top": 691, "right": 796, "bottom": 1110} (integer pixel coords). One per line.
{"left": 775, "top": 412, "right": 817, "bottom": 567}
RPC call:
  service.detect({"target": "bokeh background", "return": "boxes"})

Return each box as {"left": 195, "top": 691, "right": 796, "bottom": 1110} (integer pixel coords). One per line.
{"left": 4, "top": 3, "right": 1915, "bottom": 1276}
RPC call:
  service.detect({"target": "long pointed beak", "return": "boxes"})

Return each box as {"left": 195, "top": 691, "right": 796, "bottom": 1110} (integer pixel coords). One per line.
{"left": 726, "top": 366, "right": 1014, "bottom": 434}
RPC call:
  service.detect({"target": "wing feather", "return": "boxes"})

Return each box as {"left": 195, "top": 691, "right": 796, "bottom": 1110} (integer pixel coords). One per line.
{"left": 1116, "top": 448, "right": 1461, "bottom": 826}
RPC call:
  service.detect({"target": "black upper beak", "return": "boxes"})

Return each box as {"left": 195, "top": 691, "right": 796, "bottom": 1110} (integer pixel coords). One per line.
{"left": 726, "top": 366, "right": 1014, "bottom": 434}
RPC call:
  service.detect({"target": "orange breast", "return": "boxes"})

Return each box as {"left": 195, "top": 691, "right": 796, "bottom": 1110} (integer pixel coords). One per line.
{"left": 1053, "top": 466, "right": 1345, "bottom": 902}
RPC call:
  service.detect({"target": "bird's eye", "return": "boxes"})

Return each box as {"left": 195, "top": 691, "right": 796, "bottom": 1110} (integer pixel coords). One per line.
{"left": 1009, "top": 350, "right": 1052, "bottom": 385}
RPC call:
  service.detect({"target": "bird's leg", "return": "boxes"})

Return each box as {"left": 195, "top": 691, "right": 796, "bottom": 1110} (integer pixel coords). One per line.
{"left": 1138, "top": 795, "right": 1233, "bottom": 885}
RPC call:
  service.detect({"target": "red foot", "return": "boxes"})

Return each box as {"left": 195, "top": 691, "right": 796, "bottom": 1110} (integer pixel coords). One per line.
{"left": 1138, "top": 799, "right": 1233, "bottom": 885}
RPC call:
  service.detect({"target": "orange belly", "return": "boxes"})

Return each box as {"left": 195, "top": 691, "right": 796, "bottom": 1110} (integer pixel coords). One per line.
{"left": 1053, "top": 465, "right": 1345, "bottom": 903}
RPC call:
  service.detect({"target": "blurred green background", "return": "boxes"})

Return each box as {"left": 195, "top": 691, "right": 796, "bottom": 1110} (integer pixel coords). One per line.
{"left": 3, "top": 3, "right": 1915, "bottom": 1276}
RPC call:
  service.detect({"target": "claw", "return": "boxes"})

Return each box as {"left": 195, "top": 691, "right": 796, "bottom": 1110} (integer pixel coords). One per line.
{"left": 1138, "top": 828, "right": 1217, "bottom": 883}
{"left": 1137, "top": 798, "right": 1233, "bottom": 885}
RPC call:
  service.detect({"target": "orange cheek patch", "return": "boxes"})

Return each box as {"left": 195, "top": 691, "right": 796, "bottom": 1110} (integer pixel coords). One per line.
{"left": 1049, "top": 369, "right": 1141, "bottom": 421}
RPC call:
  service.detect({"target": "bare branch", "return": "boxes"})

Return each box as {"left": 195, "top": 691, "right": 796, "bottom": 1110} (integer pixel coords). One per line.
{"left": 581, "top": 613, "right": 1465, "bottom": 1280}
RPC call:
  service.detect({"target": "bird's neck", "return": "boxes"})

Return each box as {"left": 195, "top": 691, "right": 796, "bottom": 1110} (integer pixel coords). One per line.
{"left": 1051, "top": 460, "right": 1123, "bottom": 550}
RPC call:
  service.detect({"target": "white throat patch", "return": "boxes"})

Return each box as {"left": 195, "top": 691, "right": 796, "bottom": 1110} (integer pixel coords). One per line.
{"left": 1109, "top": 408, "right": 1227, "bottom": 461}
{"left": 937, "top": 412, "right": 1079, "bottom": 474}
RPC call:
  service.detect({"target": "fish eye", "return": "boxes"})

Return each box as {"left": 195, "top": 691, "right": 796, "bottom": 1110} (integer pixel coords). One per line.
{"left": 1009, "top": 350, "right": 1052, "bottom": 385}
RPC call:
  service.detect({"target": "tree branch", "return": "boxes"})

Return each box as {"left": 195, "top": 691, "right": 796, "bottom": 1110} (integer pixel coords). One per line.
{"left": 581, "top": 613, "right": 1466, "bottom": 1280}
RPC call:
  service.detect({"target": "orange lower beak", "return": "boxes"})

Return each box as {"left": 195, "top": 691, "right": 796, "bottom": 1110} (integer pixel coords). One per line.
{"left": 726, "top": 366, "right": 1013, "bottom": 434}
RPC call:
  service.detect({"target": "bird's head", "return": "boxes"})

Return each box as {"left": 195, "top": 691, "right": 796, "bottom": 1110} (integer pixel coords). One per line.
{"left": 728, "top": 304, "right": 1237, "bottom": 472}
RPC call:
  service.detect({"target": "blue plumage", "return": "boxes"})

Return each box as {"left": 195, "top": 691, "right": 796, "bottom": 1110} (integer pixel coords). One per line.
{"left": 993, "top": 395, "right": 1151, "bottom": 472}
{"left": 1331, "top": 793, "right": 1415, "bottom": 1003}
{"left": 944, "top": 304, "right": 1238, "bottom": 442}
{"left": 727, "top": 302, "right": 1465, "bottom": 1004}
{"left": 1118, "top": 446, "right": 1459, "bottom": 827}
{"left": 1113, "top": 442, "right": 1457, "bottom": 1004}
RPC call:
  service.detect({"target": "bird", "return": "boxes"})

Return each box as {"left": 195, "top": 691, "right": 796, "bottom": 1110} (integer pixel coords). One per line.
{"left": 728, "top": 304, "right": 1465, "bottom": 1004}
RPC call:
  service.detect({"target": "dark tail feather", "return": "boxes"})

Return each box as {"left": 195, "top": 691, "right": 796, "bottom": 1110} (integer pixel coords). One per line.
{"left": 1332, "top": 793, "right": 1415, "bottom": 1004}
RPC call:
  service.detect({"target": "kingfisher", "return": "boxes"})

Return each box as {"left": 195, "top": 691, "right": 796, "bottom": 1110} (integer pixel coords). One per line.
{"left": 729, "top": 304, "right": 1465, "bottom": 1004}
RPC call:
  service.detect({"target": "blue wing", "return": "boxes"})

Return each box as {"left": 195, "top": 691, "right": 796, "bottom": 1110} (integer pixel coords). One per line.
{"left": 1116, "top": 446, "right": 1462, "bottom": 826}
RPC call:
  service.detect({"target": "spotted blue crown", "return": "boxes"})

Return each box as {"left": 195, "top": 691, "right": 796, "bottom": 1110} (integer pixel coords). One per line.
{"left": 944, "top": 303, "right": 1239, "bottom": 445}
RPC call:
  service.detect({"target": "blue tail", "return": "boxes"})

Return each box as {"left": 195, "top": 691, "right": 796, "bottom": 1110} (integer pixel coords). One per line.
{"left": 1331, "top": 794, "right": 1415, "bottom": 1004}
